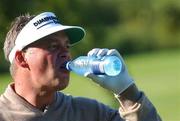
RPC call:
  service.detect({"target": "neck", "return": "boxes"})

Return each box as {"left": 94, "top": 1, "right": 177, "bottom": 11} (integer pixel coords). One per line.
{"left": 13, "top": 81, "right": 55, "bottom": 111}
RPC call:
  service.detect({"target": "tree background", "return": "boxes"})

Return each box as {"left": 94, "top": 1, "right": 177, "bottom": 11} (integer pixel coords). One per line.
{"left": 0, "top": 1, "right": 180, "bottom": 121}
{"left": 0, "top": 0, "right": 180, "bottom": 71}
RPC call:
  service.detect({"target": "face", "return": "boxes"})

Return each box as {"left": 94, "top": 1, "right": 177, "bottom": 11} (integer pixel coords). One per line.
{"left": 23, "top": 31, "right": 71, "bottom": 91}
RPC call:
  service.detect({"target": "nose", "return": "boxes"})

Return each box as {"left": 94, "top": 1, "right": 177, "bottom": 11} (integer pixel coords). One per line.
{"left": 56, "top": 43, "right": 71, "bottom": 60}
{"left": 58, "top": 48, "right": 71, "bottom": 60}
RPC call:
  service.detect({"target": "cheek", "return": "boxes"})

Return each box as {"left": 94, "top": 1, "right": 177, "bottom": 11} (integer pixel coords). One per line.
{"left": 26, "top": 50, "right": 53, "bottom": 73}
{"left": 36, "top": 55, "right": 54, "bottom": 73}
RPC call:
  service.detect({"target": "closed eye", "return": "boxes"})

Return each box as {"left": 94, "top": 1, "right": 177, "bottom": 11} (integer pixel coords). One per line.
{"left": 66, "top": 44, "right": 70, "bottom": 49}
{"left": 48, "top": 42, "right": 59, "bottom": 51}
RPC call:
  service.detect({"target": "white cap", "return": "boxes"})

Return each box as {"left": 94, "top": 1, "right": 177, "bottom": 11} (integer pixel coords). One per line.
{"left": 8, "top": 12, "right": 85, "bottom": 63}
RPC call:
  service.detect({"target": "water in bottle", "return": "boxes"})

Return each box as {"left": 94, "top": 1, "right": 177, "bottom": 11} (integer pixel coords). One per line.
{"left": 66, "top": 56, "right": 122, "bottom": 76}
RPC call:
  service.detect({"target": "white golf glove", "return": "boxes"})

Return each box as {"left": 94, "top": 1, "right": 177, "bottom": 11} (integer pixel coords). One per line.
{"left": 86, "top": 48, "right": 134, "bottom": 95}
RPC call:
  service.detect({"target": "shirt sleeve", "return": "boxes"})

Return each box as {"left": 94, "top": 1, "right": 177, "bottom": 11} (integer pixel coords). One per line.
{"left": 118, "top": 92, "right": 162, "bottom": 121}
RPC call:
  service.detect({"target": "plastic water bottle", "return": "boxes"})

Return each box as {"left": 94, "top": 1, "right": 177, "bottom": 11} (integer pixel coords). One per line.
{"left": 66, "top": 56, "right": 122, "bottom": 76}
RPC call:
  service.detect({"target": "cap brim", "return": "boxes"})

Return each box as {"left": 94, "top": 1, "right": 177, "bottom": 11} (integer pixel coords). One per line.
{"left": 35, "top": 25, "right": 85, "bottom": 46}
{"left": 64, "top": 27, "right": 85, "bottom": 45}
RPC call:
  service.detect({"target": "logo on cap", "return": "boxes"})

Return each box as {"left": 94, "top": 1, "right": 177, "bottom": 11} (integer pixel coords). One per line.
{"left": 33, "top": 16, "right": 60, "bottom": 29}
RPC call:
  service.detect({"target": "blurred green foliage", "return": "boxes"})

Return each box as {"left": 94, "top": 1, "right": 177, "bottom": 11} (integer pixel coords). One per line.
{"left": 0, "top": 0, "right": 180, "bottom": 72}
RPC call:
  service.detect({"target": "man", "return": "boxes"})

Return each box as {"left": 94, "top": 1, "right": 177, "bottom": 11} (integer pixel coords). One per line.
{"left": 0, "top": 12, "right": 161, "bottom": 121}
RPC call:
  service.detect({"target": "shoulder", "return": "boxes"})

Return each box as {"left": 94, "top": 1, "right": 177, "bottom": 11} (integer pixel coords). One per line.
{"left": 54, "top": 92, "right": 121, "bottom": 121}
{"left": 56, "top": 92, "right": 100, "bottom": 106}
{"left": 56, "top": 92, "right": 116, "bottom": 112}
{"left": 0, "top": 97, "right": 10, "bottom": 121}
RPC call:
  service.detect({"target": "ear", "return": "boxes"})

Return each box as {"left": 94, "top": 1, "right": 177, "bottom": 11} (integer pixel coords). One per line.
{"left": 14, "top": 51, "right": 29, "bottom": 68}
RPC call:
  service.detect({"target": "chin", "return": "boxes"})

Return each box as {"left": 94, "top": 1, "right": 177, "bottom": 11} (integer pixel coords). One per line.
{"left": 52, "top": 72, "right": 70, "bottom": 90}
{"left": 55, "top": 78, "right": 69, "bottom": 91}
{"left": 58, "top": 85, "right": 68, "bottom": 91}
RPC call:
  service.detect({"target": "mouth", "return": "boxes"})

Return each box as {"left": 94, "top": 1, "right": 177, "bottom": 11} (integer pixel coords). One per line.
{"left": 59, "top": 62, "right": 67, "bottom": 69}
{"left": 58, "top": 60, "right": 70, "bottom": 72}
{"left": 55, "top": 54, "right": 71, "bottom": 73}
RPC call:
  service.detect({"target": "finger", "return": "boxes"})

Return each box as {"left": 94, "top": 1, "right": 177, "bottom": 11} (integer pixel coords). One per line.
{"left": 96, "top": 48, "right": 109, "bottom": 58}
{"left": 87, "top": 48, "right": 100, "bottom": 57}
{"left": 106, "top": 49, "right": 126, "bottom": 64}
{"left": 107, "top": 49, "right": 118, "bottom": 56}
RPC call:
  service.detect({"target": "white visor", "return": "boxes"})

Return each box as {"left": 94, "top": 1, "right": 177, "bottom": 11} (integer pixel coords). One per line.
{"left": 8, "top": 12, "right": 85, "bottom": 63}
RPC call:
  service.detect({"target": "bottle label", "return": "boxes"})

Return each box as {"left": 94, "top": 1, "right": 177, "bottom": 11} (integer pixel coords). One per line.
{"left": 91, "top": 61, "right": 104, "bottom": 74}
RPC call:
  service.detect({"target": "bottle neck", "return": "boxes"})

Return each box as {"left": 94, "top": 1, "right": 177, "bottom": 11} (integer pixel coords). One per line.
{"left": 66, "top": 61, "right": 72, "bottom": 71}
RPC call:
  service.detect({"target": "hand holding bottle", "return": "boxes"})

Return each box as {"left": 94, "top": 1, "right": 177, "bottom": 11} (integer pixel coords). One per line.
{"left": 85, "top": 48, "right": 134, "bottom": 95}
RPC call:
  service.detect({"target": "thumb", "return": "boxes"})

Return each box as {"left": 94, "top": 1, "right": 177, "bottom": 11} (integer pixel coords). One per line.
{"left": 85, "top": 73, "right": 104, "bottom": 85}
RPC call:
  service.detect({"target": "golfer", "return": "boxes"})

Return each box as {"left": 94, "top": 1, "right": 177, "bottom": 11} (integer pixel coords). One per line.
{"left": 0, "top": 12, "right": 161, "bottom": 121}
